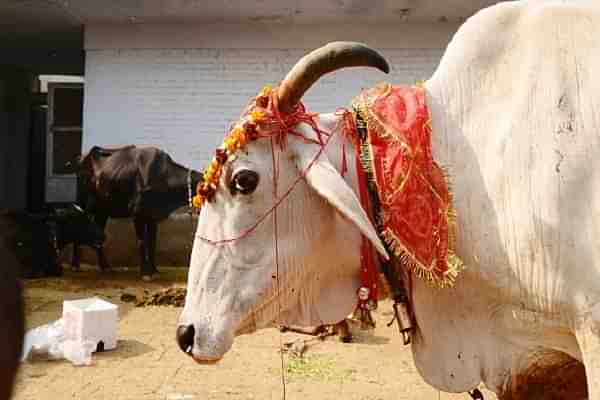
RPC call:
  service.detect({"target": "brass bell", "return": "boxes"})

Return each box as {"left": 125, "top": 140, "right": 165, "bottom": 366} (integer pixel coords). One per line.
{"left": 393, "top": 301, "right": 413, "bottom": 345}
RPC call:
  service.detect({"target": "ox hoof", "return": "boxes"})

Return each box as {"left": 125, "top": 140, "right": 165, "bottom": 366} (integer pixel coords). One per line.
{"left": 339, "top": 334, "right": 353, "bottom": 343}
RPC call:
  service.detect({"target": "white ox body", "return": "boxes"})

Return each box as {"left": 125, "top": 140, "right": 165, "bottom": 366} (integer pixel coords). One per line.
{"left": 180, "top": 1, "right": 600, "bottom": 398}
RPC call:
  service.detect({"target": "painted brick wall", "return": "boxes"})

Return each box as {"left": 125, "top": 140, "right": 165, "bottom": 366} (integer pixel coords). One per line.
{"left": 83, "top": 47, "right": 443, "bottom": 169}
{"left": 80, "top": 46, "right": 443, "bottom": 266}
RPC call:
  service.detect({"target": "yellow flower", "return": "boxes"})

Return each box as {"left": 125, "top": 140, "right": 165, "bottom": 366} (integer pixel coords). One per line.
{"left": 223, "top": 126, "right": 249, "bottom": 153}
{"left": 224, "top": 136, "right": 239, "bottom": 153}
{"left": 259, "top": 85, "right": 272, "bottom": 97}
{"left": 230, "top": 126, "right": 245, "bottom": 137}
{"left": 205, "top": 162, "right": 216, "bottom": 176}
{"left": 202, "top": 160, "right": 219, "bottom": 184}
{"left": 192, "top": 195, "right": 204, "bottom": 209}
{"left": 236, "top": 131, "right": 249, "bottom": 147}
{"left": 249, "top": 110, "right": 267, "bottom": 123}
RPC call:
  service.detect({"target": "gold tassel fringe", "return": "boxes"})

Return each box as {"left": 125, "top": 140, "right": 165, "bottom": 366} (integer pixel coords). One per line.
{"left": 352, "top": 90, "right": 466, "bottom": 289}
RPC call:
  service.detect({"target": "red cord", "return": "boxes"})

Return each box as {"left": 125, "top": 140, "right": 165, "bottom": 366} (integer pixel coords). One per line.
{"left": 196, "top": 93, "right": 355, "bottom": 249}
{"left": 196, "top": 115, "right": 340, "bottom": 246}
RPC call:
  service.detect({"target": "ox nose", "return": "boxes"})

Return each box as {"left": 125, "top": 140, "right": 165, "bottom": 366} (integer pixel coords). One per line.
{"left": 176, "top": 324, "right": 195, "bottom": 356}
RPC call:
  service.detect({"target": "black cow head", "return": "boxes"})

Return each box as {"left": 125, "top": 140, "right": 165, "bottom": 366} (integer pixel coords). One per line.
{"left": 47, "top": 204, "right": 106, "bottom": 250}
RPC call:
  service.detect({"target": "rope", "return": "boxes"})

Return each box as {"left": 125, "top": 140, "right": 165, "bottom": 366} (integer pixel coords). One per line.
{"left": 195, "top": 117, "right": 340, "bottom": 246}
{"left": 192, "top": 94, "right": 356, "bottom": 399}
{"left": 270, "top": 135, "right": 287, "bottom": 400}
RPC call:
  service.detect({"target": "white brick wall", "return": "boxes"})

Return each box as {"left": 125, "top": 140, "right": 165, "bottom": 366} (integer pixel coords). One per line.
{"left": 83, "top": 47, "right": 443, "bottom": 169}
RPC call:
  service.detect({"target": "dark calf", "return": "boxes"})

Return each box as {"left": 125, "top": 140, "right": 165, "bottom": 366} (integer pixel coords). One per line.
{"left": 1, "top": 206, "right": 105, "bottom": 278}
{"left": 46, "top": 204, "right": 107, "bottom": 271}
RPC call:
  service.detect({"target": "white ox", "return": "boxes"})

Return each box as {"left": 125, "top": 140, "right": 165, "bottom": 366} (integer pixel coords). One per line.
{"left": 178, "top": 1, "right": 600, "bottom": 398}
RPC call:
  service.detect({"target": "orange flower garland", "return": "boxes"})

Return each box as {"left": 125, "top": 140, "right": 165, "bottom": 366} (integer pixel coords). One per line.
{"left": 192, "top": 86, "right": 272, "bottom": 210}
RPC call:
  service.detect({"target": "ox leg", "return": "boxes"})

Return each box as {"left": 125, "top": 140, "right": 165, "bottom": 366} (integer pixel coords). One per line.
{"left": 71, "top": 241, "right": 81, "bottom": 270}
{"left": 134, "top": 218, "right": 152, "bottom": 280}
{"left": 575, "top": 306, "right": 600, "bottom": 400}
{"left": 95, "top": 246, "right": 111, "bottom": 272}
{"left": 279, "top": 325, "right": 330, "bottom": 336}
{"left": 94, "top": 214, "right": 111, "bottom": 271}
{"left": 333, "top": 320, "right": 353, "bottom": 343}
{"left": 280, "top": 320, "right": 352, "bottom": 342}
{"left": 147, "top": 221, "right": 159, "bottom": 275}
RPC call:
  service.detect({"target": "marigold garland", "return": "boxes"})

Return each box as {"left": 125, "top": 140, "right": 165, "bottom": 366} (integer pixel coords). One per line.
{"left": 193, "top": 81, "right": 463, "bottom": 289}
{"left": 192, "top": 86, "right": 274, "bottom": 209}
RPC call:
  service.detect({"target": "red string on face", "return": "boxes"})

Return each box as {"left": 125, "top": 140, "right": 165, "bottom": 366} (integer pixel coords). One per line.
{"left": 195, "top": 87, "right": 358, "bottom": 249}
{"left": 195, "top": 110, "right": 351, "bottom": 246}
{"left": 194, "top": 90, "right": 381, "bottom": 332}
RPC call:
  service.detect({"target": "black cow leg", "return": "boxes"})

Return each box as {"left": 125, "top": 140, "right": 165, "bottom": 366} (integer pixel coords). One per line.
{"left": 95, "top": 214, "right": 111, "bottom": 271}
{"left": 96, "top": 247, "right": 111, "bottom": 272}
{"left": 147, "top": 221, "right": 159, "bottom": 275}
{"left": 45, "top": 252, "right": 64, "bottom": 277}
{"left": 134, "top": 218, "right": 152, "bottom": 280}
{"left": 71, "top": 242, "right": 81, "bottom": 270}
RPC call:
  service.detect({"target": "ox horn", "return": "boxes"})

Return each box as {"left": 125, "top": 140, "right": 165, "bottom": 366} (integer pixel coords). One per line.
{"left": 277, "top": 41, "right": 390, "bottom": 113}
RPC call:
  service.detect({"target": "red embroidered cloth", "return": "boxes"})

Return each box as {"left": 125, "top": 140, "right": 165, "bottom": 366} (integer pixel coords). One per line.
{"left": 354, "top": 83, "right": 463, "bottom": 287}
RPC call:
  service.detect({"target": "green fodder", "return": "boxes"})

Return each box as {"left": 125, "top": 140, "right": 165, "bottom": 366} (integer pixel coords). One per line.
{"left": 275, "top": 354, "right": 355, "bottom": 383}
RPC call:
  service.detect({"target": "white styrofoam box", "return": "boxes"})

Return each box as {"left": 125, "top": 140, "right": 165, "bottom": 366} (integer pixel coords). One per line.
{"left": 63, "top": 297, "right": 118, "bottom": 352}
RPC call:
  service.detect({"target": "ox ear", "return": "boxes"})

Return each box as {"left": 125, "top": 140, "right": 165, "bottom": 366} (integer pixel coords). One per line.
{"left": 291, "top": 140, "right": 389, "bottom": 260}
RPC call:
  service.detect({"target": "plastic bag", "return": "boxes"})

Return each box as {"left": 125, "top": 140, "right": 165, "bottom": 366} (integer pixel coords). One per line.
{"left": 21, "top": 318, "right": 65, "bottom": 362}
{"left": 21, "top": 319, "right": 96, "bottom": 366}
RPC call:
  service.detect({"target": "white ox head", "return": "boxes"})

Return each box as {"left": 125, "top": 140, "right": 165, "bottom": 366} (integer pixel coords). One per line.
{"left": 177, "top": 42, "right": 390, "bottom": 363}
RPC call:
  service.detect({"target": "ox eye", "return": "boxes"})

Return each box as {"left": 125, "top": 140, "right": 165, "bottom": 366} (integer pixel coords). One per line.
{"left": 231, "top": 170, "right": 260, "bottom": 195}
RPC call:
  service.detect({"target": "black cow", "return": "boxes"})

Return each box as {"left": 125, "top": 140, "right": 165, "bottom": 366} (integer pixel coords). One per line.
{"left": 76, "top": 145, "right": 202, "bottom": 279}
{"left": 1, "top": 206, "right": 105, "bottom": 278}
{"left": 0, "top": 238, "right": 24, "bottom": 400}
{"left": 47, "top": 204, "right": 107, "bottom": 273}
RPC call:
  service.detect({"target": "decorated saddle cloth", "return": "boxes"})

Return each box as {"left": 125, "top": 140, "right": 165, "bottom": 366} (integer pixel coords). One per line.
{"left": 353, "top": 83, "right": 464, "bottom": 288}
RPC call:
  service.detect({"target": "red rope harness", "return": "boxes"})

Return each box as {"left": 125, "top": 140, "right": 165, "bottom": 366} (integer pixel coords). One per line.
{"left": 195, "top": 91, "right": 381, "bottom": 312}
{"left": 195, "top": 116, "right": 336, "bottom": 246}
{"left": 196, "top": 90, "right": 340, "bottom": 246}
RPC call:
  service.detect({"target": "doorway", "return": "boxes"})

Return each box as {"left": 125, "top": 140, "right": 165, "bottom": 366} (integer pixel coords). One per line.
{"left": 44, "top": 81, "right": 84, "bottom": 204}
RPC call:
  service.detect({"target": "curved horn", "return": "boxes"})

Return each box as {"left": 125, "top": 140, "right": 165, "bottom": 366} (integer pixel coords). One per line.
{"left": 277, "top": 41, "right": 390, "bottom": 113}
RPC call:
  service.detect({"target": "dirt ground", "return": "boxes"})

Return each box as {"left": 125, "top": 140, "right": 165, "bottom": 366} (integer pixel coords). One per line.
{"left": 14, "top": 266, "right": 497, "bottom": 400}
